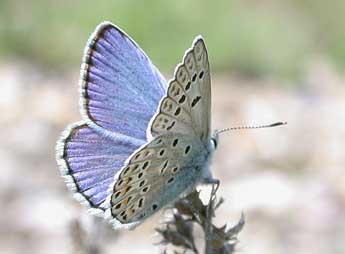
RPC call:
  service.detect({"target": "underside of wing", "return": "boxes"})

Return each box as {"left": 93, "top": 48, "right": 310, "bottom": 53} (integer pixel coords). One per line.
{"left": 148, "top": 36, "right": 211, "bottom": 142}
{"left": 107, "top": 134, "right": 207, "bottom": 228}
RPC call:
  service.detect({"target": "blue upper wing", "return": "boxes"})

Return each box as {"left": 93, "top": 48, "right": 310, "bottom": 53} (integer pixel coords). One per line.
{"left": 80, "top": 22, "right": 167, "bottom": 140}
{"left": 57, "top": 122, "right": 143, "bottom": 212}
{"left": 56, "top": 22, "right": 167, "bottom": 214}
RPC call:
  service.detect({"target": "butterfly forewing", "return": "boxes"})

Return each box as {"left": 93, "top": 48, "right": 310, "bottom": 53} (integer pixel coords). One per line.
{"left": 56, "top": 22, "right": 168, "bottom": 215}
{"left": 150, "top": 37, "right": 211, "bottom": 143}
{"left": 110, "top": 134, "right": 207, "bottom": 223}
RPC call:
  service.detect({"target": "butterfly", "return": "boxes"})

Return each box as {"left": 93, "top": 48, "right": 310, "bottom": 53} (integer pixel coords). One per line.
{"left": 57, "top": 21, "right": 222, "bottom": 229}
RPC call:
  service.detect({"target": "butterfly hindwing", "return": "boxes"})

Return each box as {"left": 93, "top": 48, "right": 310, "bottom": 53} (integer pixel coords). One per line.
{"left": 109, "top": 134, "right": 207, "bottom": 224}
{"left": 56, "top": 122, "right": 145, "bottom": 213}
{"left": 150, "top": 37, "right": 211, "bottom": 142}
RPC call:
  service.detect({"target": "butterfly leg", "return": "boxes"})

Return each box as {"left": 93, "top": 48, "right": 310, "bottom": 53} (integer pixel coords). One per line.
{"left": 201, "top": 178, "right": 220, "bottom": 193}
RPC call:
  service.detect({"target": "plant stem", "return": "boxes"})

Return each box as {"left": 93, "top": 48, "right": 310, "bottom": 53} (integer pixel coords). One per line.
{"left": 205, "top": 184, "right": 217, "bottom": 254}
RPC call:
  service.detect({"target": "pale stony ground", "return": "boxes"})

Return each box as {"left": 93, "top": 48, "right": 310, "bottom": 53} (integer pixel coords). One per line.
{"left": 0, "top": 60, "right": 344, "bottom": 254}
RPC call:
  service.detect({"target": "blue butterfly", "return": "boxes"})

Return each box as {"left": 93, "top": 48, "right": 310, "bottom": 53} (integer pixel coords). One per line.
{"left": 56, "top": 21, "right": 220, "bottom": 229}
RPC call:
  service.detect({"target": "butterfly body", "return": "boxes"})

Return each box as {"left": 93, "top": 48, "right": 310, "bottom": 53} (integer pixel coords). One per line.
{"left": 56, "top": 21, "right": 217, "bottom": 229}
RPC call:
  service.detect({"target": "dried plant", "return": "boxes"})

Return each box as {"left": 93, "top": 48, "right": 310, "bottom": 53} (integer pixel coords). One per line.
{"left": 67, "top": 185, "right": 243, "bottom": 254}
{"left": 156, "top": 185, "right": 245, "bottom": 254}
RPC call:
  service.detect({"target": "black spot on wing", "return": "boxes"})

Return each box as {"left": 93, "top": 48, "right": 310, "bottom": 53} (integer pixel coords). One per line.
{"left": 142, "top": 161, "right": 149, "bottom": 169}
{"left": 192, "top": 73, "right": 197, "bottom": 82}
{"left": 185, "top": 81, "right": 191, "bottom": 91}
{"left": 172, "top": 139, "right": 179, "bottom": 147}
{"left": 138, "top": 198, "right": 144, "bottom": 208}
{"left": 174, "top": 107, "right": 181, "bottom": 116}
{"left": 159, "top": 149, "right": 165, "bottom": 156}
{"left": 139, "top": 180, "right": 145, "bottom": 187}
{"left": 178, "top": 95, "right": 186, "bottom": 104}
{"left": 167, "top": 121, "right": 175, "bottom": 130}
{"left": 191, "top": 96, "right": 201, "bottom": 107}
{"left": 184, "top": 145, "right": 191, "bottom": 154}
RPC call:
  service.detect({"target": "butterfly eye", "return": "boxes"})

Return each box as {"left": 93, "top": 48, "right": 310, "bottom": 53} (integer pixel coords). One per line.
{"left": 152, "top": 204, "right": 158, "bottom": 211}
{"left": 211, "top": 138, "right": 218, "bottom": 149}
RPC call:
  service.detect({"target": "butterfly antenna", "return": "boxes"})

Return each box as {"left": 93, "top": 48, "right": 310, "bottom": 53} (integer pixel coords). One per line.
{"left": 217, "top": 121, "right": 287, "bottom": 134}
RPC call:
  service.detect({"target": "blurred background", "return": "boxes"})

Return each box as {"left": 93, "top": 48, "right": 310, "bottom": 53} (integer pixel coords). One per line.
{"left": 0, "top": 0, "right": 344, "bottom": 253}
